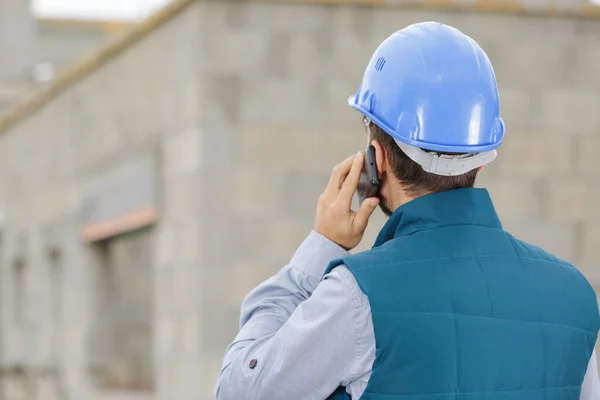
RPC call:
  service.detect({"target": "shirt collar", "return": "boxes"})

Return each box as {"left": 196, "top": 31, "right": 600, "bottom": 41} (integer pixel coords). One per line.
{"left": 373, "top": 188, "right": 502, "bottom": 248}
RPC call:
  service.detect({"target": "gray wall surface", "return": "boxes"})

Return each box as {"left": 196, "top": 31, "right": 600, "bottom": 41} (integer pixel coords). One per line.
{"left": 0, "top": 1, "right": 599, "bottom": 399}
{"left": 0, "top": 0, "right": 112, "bottom": 116}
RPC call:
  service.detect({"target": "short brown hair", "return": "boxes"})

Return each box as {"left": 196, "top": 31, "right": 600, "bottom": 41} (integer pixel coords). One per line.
{"left": 370, "top": 123, "right": 478, "bottom": 196}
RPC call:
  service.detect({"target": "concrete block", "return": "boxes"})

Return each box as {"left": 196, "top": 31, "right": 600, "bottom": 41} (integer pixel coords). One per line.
{"left": 577, "top": 261, "right": 600, "bottom": 288}
{"left": 330, "top": 6, "right": 375, "bottom": 46}
{"left": 576, "top": 136, "right": 600, "bottom": 176}
{"left": 177, "top": 224, "right": 202, "bottom": 267}
{"left": 326, "top": 77, "right": 360, "bottom": 126}
{"left": 200, "top": 266, "right": 232, "bottom": 312}
{"left": 546, "top": 179, "right": 597, "bottom": 223}
{"left": 329, "top": 22, "right": 372, "bottom": 84}
{"left": 154, "top": 359, "right": 176, "bottom": 400}
{"left": 353, "top": 208, "right": 387, "bottom": 253}
{"left": 262, "top": 217, "right": 314, "bottom": 266}
{"left": 508, "top": 45, "right": 572, "bottom": 88}
{"left": 200, "top": 303, "right": 239, "bottom": 359}
{"left": 499, "top": 88, "right": 535, "bottom": 132}
{"left": 324, "top": 125, "right": 369, "bottom": 162}
{"left": 502, "top": 220, "right": 576, "bottom": 262}
{"left": 581, "top": 221, "right": 600, "bottom": 270}
{"left": 50, "top": 100, "right": 75, "bottom": 182}
{"left": 228, "top": 261, "right": 268, "bottom": 310}
{"left": 227, "top": 1, "right": 334, "bottom": 34}
{"left": 485, "top": 179, "right": 542, "bottom": 221}
{"left": 36, "top": 378, "right": 59, "bottom": 400}
{"left": 497, "top": 135, "right": 572, "bottom": 177}
{"left": 169, "top": 268, "right": 196, "bottom": 320}
{"left": 69, "top": 89, "right": 119, "bottom": 169}
{"left": 197, "top": 168, "right": 235, "bottom": 214}
{"left": 36, "top": 186, "right": 71, "bottom": 225}
{"left": 241, "top": 76, "right": 330, "bottom": 124}
{"left": 162, "top": 129, "right": 202, "bottom": 176}
{"left": 199, "top": 122, "right": 241, "bottom": 168}
{"left": 154, "top": 268, "right": 174, "bottom": 328}
{"left": 34, "top": 94, "right": 72, "bottom": 181}
{"left": 283, "top": 170, "right": 329, "bottom": 220}
{"left": 177, "top": 77, "right": 202, "bottom": 132}
{"left": 486, "top": 22, "right": 576, "bottom": 88}
{"left": 239, "top": 124, "right": 329, "bottom": 170}
{"left": 179, "top": 312, "right": 201, "bottom": 358}
{"left": 199, "top": 1, "right": 241, "bottom": 33}
{"left": 572, "top": 48, "right": 600, "bottom": 90}
{"left": 200, "top": 28, "right": 267, "bottom": 76}
{"left": 230, "top": 214, "right": 274, "bottom": 263}
{"left": 265, "top": 33, "right": 291, "bottom": 80}
{"left": 100, "top": 59, "right": 146, "bottom": 145}
{"left": 162, "top": 174, "right": 199, "bottom": 224}
{"left": 535, "top": 89, "right": 600, "bottom": 135}
{"left": 476, "top": 155, "right": 501, "bottom": 179}
{"left": 169, "top": 359, "right": 203, "bottom": 399}
{"left": 198, "top": 212, "right": 236, "bottom": 268}
{"left": 288, "top": 32, "right": 333, "bottom": 80}
{"left": 371, "top": 8, "right": 435, "bottom": 40}
{"left": 202, "top": 356, "right": 223, "bottom": 400}
{"left": 231, "top": 167, "right": 286, "bottom": 216}
{"left": 202, "top": 73, "right": 242, "bottom": 124}
{"left": 147, "top": 23, "right": 199, "bottom": 134}
{"left": 155, "top": 80, "right": 183, "bottom": 137}
{"left": 154, "top": 313, "right": 175, "bottom": 361}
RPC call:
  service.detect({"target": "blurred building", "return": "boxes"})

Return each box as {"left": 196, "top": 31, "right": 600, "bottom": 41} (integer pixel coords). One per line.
{"left": 0, "top": 0, "right": 599, "bottom": 399}
{"left": 0, "top": 0, "right": 156, "bottom": 117}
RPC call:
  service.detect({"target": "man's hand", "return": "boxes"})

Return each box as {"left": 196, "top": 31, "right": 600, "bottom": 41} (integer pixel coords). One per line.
{"left": 315, "top": 152, "right": 380, "bottom": 251}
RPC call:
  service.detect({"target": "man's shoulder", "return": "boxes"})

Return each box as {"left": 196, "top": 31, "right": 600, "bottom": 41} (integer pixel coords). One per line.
{"left": 504, "top": 231, "right": 585, "bottom": 276}
{"left": 338, "top": 237, "right": 423, "bottom": 270}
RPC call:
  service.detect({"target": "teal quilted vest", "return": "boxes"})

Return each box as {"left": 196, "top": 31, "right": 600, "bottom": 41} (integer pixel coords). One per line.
{"left": 326, "top": 188, "right": 600, "bottom": 400}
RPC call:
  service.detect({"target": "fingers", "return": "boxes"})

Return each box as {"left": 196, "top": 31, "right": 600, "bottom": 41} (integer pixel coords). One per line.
{"left": 338, "top": 151, "right": 364, "bottom": 208}
{"left": 323, "top": 153, "right": 357, "bottom": 203}
{"left": 353, "top": 197, "right": 380, "bottom": 232}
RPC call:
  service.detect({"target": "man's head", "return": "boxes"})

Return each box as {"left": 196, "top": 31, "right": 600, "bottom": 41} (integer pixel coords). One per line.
{"left": 348, "top": 22, "right": 503, "bottom": 216}
{"left": 365, "top": 120, "right": 479, "bottom": 216}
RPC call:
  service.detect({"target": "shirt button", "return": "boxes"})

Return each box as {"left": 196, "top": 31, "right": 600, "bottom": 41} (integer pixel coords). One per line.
{"left": 249, "top": 359, "right": 258, "bottom": 369}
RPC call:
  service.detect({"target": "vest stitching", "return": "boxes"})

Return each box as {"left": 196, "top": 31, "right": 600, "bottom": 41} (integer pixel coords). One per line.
{"left": 370, "top": 311, "right": 598, "bottom": 335}
{"left": 439, "top": 261, "right": 460, "bottom": 394}
{"left": 362, "top": 384, "right": 581, "bottom": 397}
{"left": 395, "top": 222, "right": 503, "bottom": 237}
{"left": 472, "top": 257, "right": 494, "bottom": 316}
{"left": 350, "top": 255, "right": 571, "bottom": 272}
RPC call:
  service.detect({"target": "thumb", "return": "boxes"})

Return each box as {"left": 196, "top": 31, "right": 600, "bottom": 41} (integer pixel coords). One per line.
{"left": 354, "top": 198, "right": 379, "bottom": 231}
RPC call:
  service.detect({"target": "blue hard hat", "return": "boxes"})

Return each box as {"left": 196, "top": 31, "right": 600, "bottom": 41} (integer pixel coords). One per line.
{"left": 349, "top": 22, "right": 504, "bottom": 154}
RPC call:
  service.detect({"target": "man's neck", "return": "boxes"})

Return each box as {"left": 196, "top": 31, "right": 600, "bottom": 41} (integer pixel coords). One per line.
{"left": 388, "top": 184, "right": 430, "bottom": 213}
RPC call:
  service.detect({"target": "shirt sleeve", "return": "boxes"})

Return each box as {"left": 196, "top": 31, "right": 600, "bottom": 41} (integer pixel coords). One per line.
{"left": 215, "top": 231, "right": 372, "bottom": 400}
{"left": 580, "top": 349, "right": 600, "bottom": 400}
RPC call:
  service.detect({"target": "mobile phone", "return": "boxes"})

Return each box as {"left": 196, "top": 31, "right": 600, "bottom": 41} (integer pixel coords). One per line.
{"left": 357, "top": 145, "right": 380, "bottom": 205}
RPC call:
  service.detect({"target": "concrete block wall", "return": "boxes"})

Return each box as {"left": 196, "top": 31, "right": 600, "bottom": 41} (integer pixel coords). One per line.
{"left": 0, "top": 0, "right": 111, "bottom": 117}
{"left": 198, "top": 1, "right": 600, "bottom": 392}
{"left": 0, "top": 0, "right": 598, "bottom": 399}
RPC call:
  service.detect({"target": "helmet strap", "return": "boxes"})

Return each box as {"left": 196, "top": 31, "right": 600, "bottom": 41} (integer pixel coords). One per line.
{"left": 394, "top": 139, "right": 497, "bottom": 176}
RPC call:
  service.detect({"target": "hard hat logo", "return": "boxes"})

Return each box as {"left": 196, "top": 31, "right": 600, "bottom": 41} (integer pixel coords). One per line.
{"left": 349, "top": 21, "right": 504, "bottom": 175}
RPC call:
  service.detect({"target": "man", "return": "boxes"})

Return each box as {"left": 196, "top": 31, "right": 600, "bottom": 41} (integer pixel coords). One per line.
{"left": 215, "top": 22, "right": 600, "bottom": 400}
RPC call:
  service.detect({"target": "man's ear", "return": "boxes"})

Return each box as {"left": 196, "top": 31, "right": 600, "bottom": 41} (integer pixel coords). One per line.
{"left": 370, "top": 139, "right": 386, "bottom": 178}
{"left": 477, "top": 166, "right": 485, "bottom": 173}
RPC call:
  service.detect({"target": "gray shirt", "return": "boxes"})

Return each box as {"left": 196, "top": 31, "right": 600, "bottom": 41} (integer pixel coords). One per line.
{"left": 215, "top": 231, "right": 600, "bottom": 400}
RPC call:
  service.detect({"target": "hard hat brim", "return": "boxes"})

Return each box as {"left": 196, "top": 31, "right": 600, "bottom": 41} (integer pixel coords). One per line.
{"left": 348, "top": 95, "right": 504, "bottom": 154}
